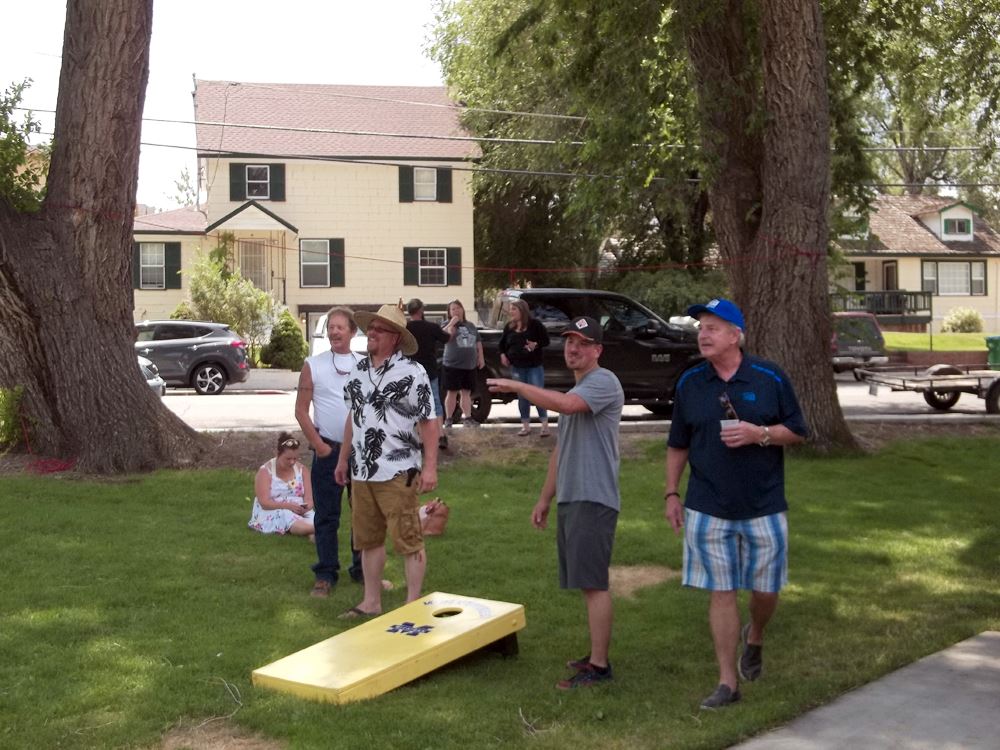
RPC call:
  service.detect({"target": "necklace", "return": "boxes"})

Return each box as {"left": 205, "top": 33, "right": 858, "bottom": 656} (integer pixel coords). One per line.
{"left": 332, "top": 351, "right": 357, "bottom": 376}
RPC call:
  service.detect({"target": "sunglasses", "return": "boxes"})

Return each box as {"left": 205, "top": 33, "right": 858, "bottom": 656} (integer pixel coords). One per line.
{"left": 367, "top": 324, "right": 397, "bottom": 336}
{"left": 280, "top": 438, "right": 300, "bottom": 449}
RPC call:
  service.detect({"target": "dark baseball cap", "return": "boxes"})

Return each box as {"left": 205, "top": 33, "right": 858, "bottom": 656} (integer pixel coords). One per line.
{"left": 562, "top": 316, "right": 603, "bottom": 343}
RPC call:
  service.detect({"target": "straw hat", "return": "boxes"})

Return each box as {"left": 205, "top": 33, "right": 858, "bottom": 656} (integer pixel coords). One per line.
{"left": 354, "top": 299, "right": 418, "bottom": 356}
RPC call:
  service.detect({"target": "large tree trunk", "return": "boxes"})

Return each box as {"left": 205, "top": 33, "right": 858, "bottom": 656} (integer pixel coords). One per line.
{"left": 0, "top": 0, "right": 205, "bottom": 472}
{"left": 683, "top": 0, "right": 856, "bottom": 451}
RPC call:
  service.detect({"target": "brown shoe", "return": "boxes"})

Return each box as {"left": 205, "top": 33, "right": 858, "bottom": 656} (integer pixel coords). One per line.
{"left": 310, "top": 579, "right": 332, "bottom": 598}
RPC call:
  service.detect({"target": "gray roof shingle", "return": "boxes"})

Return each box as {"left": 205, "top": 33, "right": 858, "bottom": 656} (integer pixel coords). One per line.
{"left": 844, "top": 194, "right": 1000, "bottom": 256}
{"left": 194, "top": 80, "right": 477, "bottom": 160}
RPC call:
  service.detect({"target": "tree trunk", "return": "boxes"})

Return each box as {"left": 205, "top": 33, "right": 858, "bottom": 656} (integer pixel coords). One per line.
{"left": 0, "top": 0, "right": 206, "bottom": 472}
{"left": 683, "top": 0, "right": 856, "bottom": 451}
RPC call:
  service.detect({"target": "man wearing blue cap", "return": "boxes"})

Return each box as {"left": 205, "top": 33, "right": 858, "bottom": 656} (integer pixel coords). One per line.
{"left": 487, "top": 316, "right": 624, "bottom": 690}
{"left": 664, "top": 298, "right": 807, "bottom": 709}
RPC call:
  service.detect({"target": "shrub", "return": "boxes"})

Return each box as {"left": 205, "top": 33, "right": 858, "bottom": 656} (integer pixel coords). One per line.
{"left": 0, "top": 385, "right": 24, "bottom": 451}
{"left": 169, "top": 300, "right": 196, "bottom": 320}
{"left": 941, "top": 306, "right": 984, "bottom": 333}
{"left": 260, "top": 309, "right": 309, "bottom": 371}
{"left": 601, "top": 268, "right": 729, "bottom": 320}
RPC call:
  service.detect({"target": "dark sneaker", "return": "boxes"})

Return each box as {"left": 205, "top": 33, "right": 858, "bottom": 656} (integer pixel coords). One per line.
{"left": 739, "top": 622, "right": 763, "bottom": 682}
{"left": 438, "top": 434, "right": 449, "bottom": 451}
{"left": 556, "top": 663, "right": 613, "bottom": 690}
{"left": 565, "top": 655, "right": 591, "bottom": 671}
{"left": 700, "top": 684, "right": 741, "bottom": 709}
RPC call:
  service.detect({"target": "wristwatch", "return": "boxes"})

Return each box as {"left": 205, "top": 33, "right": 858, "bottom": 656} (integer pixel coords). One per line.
{"left": 759, "top": 425, "right": 771, "bottom": 447}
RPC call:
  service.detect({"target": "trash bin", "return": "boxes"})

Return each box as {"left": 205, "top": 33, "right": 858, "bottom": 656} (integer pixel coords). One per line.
{"left": 987, "top": 335, "right": 1000, "bottom": 371}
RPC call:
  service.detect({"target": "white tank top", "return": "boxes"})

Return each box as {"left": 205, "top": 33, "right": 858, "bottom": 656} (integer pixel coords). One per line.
{"left": 305, "top": 350, "right": 355, "bottom": 442}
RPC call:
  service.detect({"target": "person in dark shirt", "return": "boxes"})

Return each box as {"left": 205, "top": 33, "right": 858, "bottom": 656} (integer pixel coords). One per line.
{"left": 406, "top": 298, "right": 452, "bottom": 450}
{"left": 664, "top": 298, "right": 807, "bottom": 710}
{"left": 498, "top": 298, "right": 551, "bottom": 437}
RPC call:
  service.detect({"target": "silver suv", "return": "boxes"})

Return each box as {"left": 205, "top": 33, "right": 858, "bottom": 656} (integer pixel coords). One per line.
{"left": 134, "top": 320, "right": 249, "bottom": 395}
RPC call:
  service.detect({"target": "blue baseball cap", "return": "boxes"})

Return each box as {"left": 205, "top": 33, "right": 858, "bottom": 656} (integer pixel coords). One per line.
{"left": 685, "top": 298, "right": 745, "bottom": 330}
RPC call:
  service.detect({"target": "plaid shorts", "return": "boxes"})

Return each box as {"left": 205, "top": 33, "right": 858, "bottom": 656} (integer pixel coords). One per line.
{"left": 683, "top": 509, "right": 787, "bottom": 593}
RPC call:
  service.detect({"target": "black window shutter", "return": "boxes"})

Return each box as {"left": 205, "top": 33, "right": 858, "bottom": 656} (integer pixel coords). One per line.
{"left": 446, "top": 247, "right": 461, "bottom": 285}
{"left": 269, "top": 164, "right": 285, "bottom": 201}
{"left": 403, "top": 247, "right": 419, "bottom": 285}
{"left": 329, "top": 238, "right": 345, "bottom": 287}
{"left": 229, "top": 163, "right": 246, "bottom": 201}
{"left": 399, "top": 166, "right": 414, "bottom": 202}
{"left": 437, "top": 168, "right": 452, "bottom": 203}
{"left": 132, "top": 242, "right": 141, "bottom": 289}
{"left": 165, "top": 243, "right": 182, "bottom": 289}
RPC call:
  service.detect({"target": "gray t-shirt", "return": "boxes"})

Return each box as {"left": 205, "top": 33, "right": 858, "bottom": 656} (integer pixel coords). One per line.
{"left": 556, "top": 367, "right": 624, "bottom": 511}
{"left": 442, "top": 321, "right": 480, "bottom": 370}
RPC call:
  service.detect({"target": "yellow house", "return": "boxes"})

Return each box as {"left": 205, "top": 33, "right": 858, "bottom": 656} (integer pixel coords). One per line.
{"left": 132, "top": 206, "right": 206, "bottom": 321}
{"left": 835, "top": 194, "right": 1000, "bottom": 332}
{"left": 189, "top": 79, "right": 477, "bottom": 334}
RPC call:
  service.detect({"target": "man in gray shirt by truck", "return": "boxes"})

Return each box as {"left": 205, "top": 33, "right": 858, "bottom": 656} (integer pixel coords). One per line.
{"left": 488, "top": 316, "right": 624, "bottom": 689}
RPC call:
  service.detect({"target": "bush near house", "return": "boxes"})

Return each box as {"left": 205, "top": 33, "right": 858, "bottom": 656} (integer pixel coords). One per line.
{"left": 260, "top": 309, "right": 309, "bottom": 371}
{"left": 941, "top": 306, "right": 984, "bottom": 333}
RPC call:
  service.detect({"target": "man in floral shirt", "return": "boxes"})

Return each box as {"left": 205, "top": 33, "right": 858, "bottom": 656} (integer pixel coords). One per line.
{"left": 335, "top": 301, "right": 439, "bottom": 619}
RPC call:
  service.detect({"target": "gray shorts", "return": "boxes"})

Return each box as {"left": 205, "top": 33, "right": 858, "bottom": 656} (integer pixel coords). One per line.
{"left": 557, "top": 501, "right": 618, "bottom": 590}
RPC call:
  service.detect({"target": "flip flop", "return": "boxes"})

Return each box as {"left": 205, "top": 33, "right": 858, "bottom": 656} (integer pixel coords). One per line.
{"left": 338, "top": 606, "right": 379, "bottom": 620}
{"left": 539, "top": 429, "right": 551, "bottom": 438}
{"left": 517, "top": 428, "right": 531, "bottom": 437}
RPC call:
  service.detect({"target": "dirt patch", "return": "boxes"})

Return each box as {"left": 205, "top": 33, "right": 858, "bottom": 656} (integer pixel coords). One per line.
{"left": 158, "top": 720, "right": 284, "bottom": 750}
{"left": 610, "top": 564, "right": 679, "bottom": 599}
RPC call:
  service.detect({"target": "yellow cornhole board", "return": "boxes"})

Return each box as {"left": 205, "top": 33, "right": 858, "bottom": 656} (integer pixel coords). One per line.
{"left": 252, "top": 592, "right": 526, "bottom": 704}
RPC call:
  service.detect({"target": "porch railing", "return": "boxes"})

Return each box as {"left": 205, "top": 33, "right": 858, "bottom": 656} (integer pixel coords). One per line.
{"left": 830, "top": 291, "right": 932, "bottom": 316}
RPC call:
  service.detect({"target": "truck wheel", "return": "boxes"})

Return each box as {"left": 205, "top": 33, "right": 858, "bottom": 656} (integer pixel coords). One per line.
{"left": 923, "top": 390, "right": 960, "bottom": 410}
{"left": 986, "top": 380, "right": 1000, "bottom": 415}
{"left": 470, "top": 391, "right": 492, "bottom": 422}
{"left": 644, "top": 403, "right": 673, "bottom": 417}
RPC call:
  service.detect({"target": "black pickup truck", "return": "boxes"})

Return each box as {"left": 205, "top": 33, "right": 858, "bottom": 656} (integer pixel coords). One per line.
{"left": 465, "top": 288, "right": 702, "bottom": 421}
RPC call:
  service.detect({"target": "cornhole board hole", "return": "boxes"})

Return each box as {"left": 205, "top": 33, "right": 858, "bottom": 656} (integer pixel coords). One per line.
{"left": 252, "top": 591, "right": 526, "bottom": 704}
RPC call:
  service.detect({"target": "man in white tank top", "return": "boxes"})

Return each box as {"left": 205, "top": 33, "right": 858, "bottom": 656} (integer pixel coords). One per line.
{"left": 295, "top": 307, "right": 363, "bottom": 597}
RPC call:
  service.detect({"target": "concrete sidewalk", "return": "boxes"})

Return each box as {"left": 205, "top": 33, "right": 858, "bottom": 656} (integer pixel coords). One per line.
{"left": 731, "top": 631, "right": 1000, "bottom": 749}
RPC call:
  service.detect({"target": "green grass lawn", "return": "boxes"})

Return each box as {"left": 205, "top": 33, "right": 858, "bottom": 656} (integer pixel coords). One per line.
{"left": 2, "top": 436, "right": 999, "bottom": 749}
{"left": 883, "top": 331, "right": 992, "bottom": 351}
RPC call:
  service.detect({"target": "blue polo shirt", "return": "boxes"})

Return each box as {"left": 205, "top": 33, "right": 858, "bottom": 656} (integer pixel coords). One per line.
{"left": 668, "top": 354, "right": 807, "bottom": 520}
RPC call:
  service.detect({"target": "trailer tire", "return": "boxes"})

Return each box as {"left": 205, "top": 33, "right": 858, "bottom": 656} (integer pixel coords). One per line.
{"left": 986, "top": 380, "right": 1000, "bottom": 415}
{"left": 923, "top": 390, "right": 960, "bottom": 410}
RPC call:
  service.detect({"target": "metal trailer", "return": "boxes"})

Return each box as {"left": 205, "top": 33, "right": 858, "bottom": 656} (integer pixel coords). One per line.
{"left": 857, "top": 364, "right": 1000, "bottom": 414}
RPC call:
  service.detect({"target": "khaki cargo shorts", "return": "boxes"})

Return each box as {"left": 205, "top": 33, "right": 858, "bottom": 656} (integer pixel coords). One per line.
{"left": 351, "top": 472, "right": 424, "bottom": 555}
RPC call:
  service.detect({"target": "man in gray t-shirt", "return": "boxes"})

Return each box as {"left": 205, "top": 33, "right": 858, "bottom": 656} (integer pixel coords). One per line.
{"left": 488, "top": 316, "right": 624, "bottom": 690}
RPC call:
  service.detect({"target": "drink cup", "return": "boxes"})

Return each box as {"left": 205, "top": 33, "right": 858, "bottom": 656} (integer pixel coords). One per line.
{"left": 720, "top": 419, "right": 740, "bottom": 429}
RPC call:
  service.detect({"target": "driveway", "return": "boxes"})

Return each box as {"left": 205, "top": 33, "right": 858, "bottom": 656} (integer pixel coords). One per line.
{"left": 161, "top": 371, "right": 999, "bottom": 432}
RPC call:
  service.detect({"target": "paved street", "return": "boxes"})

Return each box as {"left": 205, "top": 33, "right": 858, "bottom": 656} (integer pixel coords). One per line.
{"left": 162, "top": 371, "right": 1000, "bottom": 431}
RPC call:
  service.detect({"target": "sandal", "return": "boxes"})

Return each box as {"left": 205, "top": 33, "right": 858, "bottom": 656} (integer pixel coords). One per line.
{"left": 539, "top": 428, "right": 551, "bottom": 438}
{"left": 517, "top": 427, "right": 531, "bottom": 437}
{"left": 338, "top": 606, "right": 380, "bottom": 620}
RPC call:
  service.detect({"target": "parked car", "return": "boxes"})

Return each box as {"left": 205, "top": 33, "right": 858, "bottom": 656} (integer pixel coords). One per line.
{"left": 476, "top": 288, "right": 703, "bottom": 419}
{"left": 134, "top": 320, "right": 249, "bottom": 395}
{"left": 138, "top": 355, "right": 166, "bottom": 397}
{"left": 832, "top": 311, "right": 889, "bottom": 376}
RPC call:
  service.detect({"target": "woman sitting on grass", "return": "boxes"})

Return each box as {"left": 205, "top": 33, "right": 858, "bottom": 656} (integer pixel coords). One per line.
{"left": 248, "top": 432, "right": 315, "bottom": 541}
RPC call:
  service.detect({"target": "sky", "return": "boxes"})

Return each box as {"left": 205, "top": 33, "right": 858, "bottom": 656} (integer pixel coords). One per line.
{"left": 2, "top": 0, "right": 445, "bottom": 208}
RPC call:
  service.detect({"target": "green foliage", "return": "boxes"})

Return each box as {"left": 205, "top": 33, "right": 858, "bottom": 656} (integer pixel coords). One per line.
{"left": 941, "top": 306, "right": 985, "bottom": 333}
{"left": 883, "top": 332, "right": 988, "bottom": 351}
{"left": 0, "top": 385, "right": 24, "bottom": 450}
{"left": 260, "top": 309, "right": 309, "bottom": 371}
{"left": 184, "top": 247, "right": 278, "bottom": 360}
{"left": 601, "top": 268, "right": 728, "bottom": 320}
{"left": 0, "top": 80, "right": 48, "bottom": 212}
{"left": 168, "top": 300, "right": 196, "bottom": 320}
{"left": 1, "top": 435, "right": 999, "bottom": 747}
{"left": 171, "top": 166, "right": 196, "bottom": 207}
